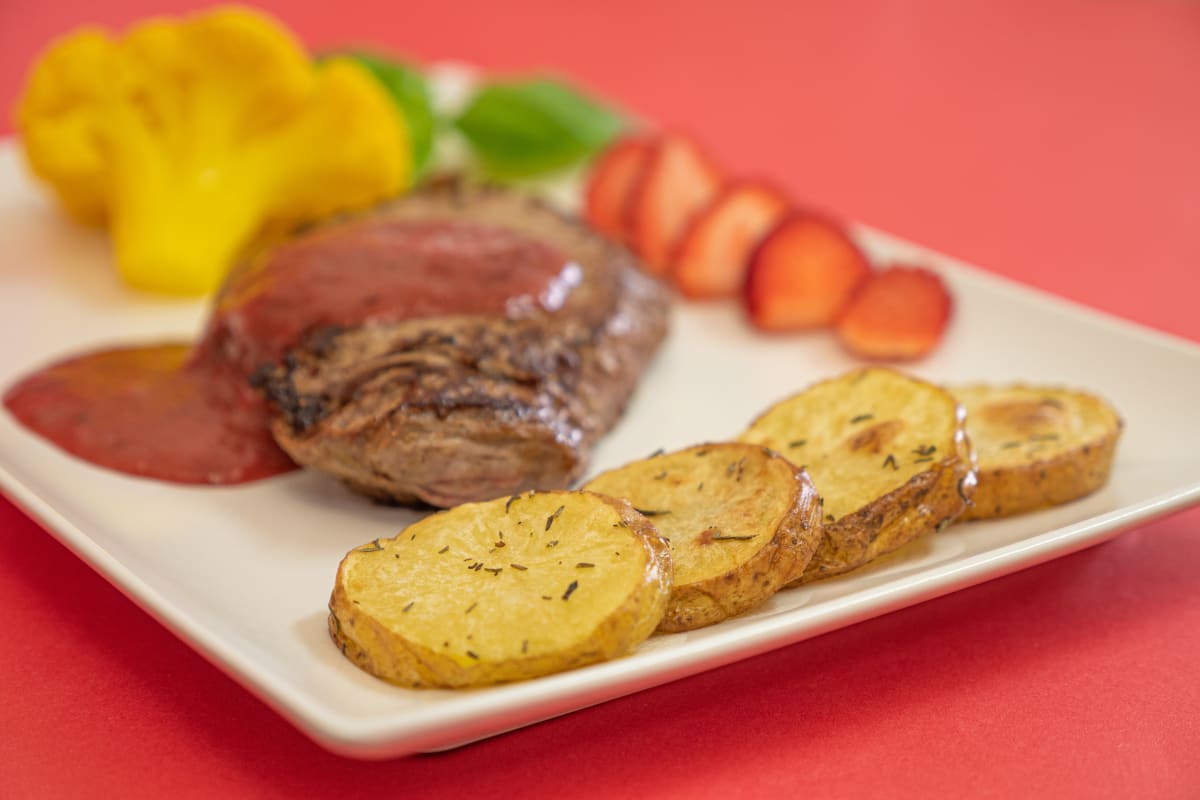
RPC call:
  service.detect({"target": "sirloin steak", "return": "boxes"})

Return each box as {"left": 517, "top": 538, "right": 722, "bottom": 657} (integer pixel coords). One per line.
{"left": 253, "top": 182, "right": 670, "bottom": 507}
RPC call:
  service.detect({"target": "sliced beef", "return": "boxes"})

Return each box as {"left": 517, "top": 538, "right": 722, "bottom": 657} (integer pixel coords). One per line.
{"left": 253, "top": 182, "right": 670, "bottom": 507}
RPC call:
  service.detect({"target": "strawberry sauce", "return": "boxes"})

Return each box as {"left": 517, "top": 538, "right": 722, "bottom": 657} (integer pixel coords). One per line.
{"left": 4, "top": 220, "right": 572, "bottom": 484}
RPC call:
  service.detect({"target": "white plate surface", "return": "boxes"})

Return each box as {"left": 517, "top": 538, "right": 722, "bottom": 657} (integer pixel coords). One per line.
{"left": 1, "top": 141, "right": 1198, "bottom": 759}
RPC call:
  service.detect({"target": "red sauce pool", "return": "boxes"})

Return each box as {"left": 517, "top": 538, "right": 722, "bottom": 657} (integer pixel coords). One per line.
{"left": 3, "top": 220, "right": 573, "bottom": 484}
{"left": 4, "top": 345, "right": 291, "bottom": 483}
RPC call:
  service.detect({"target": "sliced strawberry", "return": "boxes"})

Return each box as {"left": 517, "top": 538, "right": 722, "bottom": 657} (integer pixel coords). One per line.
{"left": 836, "top": 266, "right": 953, "bottom": 360}
{"left": 743, "top": 214, "right": 872, "bottom": 331}
{"left": 584, "top": 137, "right": 650, "bottom": 243}
{"left": 671, "top": 182, "right": 790, "bottom": 299}
{"left": 626, "top": 132, "right": 723, "bottom": 274}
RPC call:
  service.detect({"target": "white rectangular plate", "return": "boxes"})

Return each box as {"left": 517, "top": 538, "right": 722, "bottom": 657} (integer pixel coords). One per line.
{"left": 1, "top": 142, "right": 1198, "bottom": 759}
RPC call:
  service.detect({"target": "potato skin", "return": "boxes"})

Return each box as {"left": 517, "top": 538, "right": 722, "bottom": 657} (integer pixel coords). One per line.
{"left": 794, "top": 447, "right": 975, "bottom": 584}
{"left": 742, "top": 368, "right": 978, "bottom": 585}
{"left": 955, "top": 384, "right": 1123, "bottom": 520}
{"left": 655, "top": 453, "right": 823, "bottom": 632}
{"left": 328, "top": 492, "right": 671, "bottom": 688}
{"left": 962, "top": 440, "right": 1118, "bottom": 520}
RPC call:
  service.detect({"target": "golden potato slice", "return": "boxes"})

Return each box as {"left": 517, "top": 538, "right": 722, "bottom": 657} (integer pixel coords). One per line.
{"left": 328, "top": 490, "right": 671, "bottom": 688}
{"left": 951, "top": 384, "right": 1122, "bottom": 520}
{"left": 740, "top": 368, "right": 976, "bottom": 583}
{"left": 585, "top": 443, "right": 822, "bottom": 632}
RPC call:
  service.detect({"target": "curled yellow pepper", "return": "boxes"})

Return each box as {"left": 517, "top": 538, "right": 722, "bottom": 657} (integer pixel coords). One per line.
{"left": 17, "top": 6, "right": 411, "bottom": 296}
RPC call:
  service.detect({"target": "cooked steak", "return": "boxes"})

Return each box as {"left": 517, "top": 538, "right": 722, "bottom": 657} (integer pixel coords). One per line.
{"left": 253, "top": 182, "right": 670, "bottom": 507}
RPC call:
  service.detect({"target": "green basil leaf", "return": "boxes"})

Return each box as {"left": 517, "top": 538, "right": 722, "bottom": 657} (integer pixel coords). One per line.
{"left": 328, "top": 51, "right": 436, "bottom": 179}
{"left": 455, "top": 78, "right": 623, "bottom": 179}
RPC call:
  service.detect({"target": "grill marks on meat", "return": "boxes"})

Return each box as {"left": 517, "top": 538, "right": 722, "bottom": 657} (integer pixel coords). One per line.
{"left": 254, "top": 183, "right": 670, "bottom": 507}
{"left": 260, "top": 317, "right": 586, "bottom": 432}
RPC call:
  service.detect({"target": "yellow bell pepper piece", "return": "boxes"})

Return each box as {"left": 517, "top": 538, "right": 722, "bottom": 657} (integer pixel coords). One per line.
{"left": 16, "top": 6, "right": 410, "bottom": 296}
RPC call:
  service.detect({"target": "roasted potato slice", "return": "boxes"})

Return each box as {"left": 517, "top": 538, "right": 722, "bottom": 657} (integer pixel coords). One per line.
{"left": 740, "top": 367, "right": 976, "bottom": 583}
{"left": 585, "top": 443, "right": 822, "bottom": 632}
{"left": 951, "top": 384, "right": 1122, "bottom": 520}
{"left": 329, "top": 490, "right": 671, "bottom": 688}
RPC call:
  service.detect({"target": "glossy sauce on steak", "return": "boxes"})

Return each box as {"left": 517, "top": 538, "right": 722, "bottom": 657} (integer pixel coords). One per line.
{"left": 198, "top": 216, "right": 577, "bottom": 378}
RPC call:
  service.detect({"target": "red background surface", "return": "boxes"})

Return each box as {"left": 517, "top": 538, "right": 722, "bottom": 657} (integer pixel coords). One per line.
{"left": 1, "top": 1, "right": 1198, "bottom": 797}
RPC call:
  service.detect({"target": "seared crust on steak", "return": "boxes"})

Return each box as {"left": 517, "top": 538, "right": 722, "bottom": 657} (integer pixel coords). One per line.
{"left": 254, "top": 182, "right": 670, "bottom": 507}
